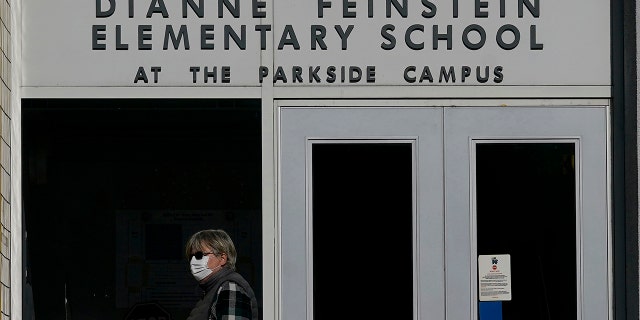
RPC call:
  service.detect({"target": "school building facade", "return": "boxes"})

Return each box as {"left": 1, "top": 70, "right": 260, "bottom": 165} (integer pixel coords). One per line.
{"left": 0, "top": 0, "right": 637, "bottom": 319}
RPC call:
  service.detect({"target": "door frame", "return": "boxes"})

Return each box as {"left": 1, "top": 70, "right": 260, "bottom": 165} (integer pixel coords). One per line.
{"left": 443, "top": 105, "right": 611, "bottom": 320}
{"left": 276, "top": 103, "right": 445, "bottom": 320}
{"left": 274, "top": 99, "right": 612, "bottom": 320}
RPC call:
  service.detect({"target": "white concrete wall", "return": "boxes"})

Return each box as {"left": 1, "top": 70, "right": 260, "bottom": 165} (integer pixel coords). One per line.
{"left": 0, "top": 0, "right": 8, "bottom": 317}
{"left": 5, "top": 0, "right": 17, "bottom": 319}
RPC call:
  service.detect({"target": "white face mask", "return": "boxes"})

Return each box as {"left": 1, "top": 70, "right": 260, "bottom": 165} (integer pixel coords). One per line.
{"left": 190, "top": 255, "right": 212, "bottom": 281}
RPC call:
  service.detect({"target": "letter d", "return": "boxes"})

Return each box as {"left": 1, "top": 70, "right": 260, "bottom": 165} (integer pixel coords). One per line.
{"left": 96, "top": 0, "right": 115, "bottom": 17}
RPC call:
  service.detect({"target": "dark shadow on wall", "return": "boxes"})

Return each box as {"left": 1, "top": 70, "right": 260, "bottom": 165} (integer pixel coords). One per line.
{"left": 22, "top": 99, "right": 262, "bottom": 320}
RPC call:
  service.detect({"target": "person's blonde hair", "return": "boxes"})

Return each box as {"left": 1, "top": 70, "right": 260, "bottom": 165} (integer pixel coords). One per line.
{"left": 185, "top": 229, "right": 237, "bottom": 270}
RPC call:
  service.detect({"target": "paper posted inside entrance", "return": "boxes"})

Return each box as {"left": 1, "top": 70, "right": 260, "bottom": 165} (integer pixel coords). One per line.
{"left": 478, "top": 254, "right": 512, "bottom": 301}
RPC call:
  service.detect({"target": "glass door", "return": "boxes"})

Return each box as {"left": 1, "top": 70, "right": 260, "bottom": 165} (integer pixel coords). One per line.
{"left": 278, "top": 104, "right": 610, "bottom": 320}
{"left": 444, "top": 106, "right": 609, "bottom": 320}
{"left": 278, "top": 106, "right": 444, "bottom": 320}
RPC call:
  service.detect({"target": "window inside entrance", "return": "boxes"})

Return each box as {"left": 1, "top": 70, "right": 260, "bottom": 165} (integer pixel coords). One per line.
{"left": 22, "top": 99, "right": 262, "bottom": 319}
{"left": 311, "top": 142, "right": 413, "bottom": 319}
{"left": 476, "top": 142, "right": 576, "bottom": 320}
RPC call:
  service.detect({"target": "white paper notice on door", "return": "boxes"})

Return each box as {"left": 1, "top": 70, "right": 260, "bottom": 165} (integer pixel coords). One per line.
{"left": 478, "top": 254, "right": 512, "bottom": 301}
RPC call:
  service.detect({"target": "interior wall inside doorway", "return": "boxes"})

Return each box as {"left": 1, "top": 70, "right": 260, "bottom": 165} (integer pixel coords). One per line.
{"left": 21, "top": 99, "right": 262, "bottom": 320}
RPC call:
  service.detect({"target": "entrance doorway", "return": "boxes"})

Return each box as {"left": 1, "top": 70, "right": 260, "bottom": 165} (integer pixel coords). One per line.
{"left": 278, "top": 103, "right": 609, "bottom": 320}
{"left": 22, "top": 99, "right": 263, "bottom": 319}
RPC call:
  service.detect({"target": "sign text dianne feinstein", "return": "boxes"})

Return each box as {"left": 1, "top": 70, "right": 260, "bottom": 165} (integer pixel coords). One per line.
{"left": 93, "top": 0, "right": 543, "bottom": 52}
{"left": 92, "top": 0, "right": 542, "bottom": 84}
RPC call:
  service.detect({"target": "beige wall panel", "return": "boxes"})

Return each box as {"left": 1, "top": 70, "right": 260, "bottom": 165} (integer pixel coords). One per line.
{"left": 1, "top": 54, "right": 8, "bottom": 89}
{"left": 3, "top": 54, "right": 8, "bottom": 88}
{"left": 0, "top": 255, "right": 7, "bottom": 286}
{"left": 0, "top": 1, "right": 5, "bottom": 39}
{"left": 0, "top": 169, "right": 8, "bottom": 202}
{"left": 2, "top": 26, "right": 10, "bottom": 62}
{"left": 0, "top": 24, "right": 5, "bottom": 59}
{"left": 0, "top": 227, "right": 7, "bottom": 261}
{"left": 1, "top": 283, "right": 8, "bottom": 316}
{"left": 1, "top": 199, "right": 8, "bottom": 228}
{"left": 0, "top": 51, "right": 3, "bottom": 86}
{"left": 1, "top": 112, "right": 8, "bottom": 144}
{"left": 0, "top": 1, "right": 5, "bottom": 27}
{"left": 1, "top": 84, "right": 9, "bottom": 118}
{"left": 1, "top": 141, "right": 8, "bottom": 175}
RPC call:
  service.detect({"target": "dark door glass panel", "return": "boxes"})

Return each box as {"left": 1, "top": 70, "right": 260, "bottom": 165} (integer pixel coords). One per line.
{"left": 312, "top": 143, "right": 413, "bottom": 319}
{"left": 476, "top": 143, "right": 576, "bottom": 320}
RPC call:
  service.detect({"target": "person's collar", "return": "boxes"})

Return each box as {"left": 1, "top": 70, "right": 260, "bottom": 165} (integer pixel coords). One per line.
{"left": 200, "top": 266, "right": 234, "bottom": 292}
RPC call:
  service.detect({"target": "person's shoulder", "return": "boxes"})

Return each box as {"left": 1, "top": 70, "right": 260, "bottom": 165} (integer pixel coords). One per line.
{"left": 219, "top": 280, "right": 251, "bottom": 296}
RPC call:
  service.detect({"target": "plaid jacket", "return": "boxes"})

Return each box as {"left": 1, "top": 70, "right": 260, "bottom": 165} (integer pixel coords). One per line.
{"left": 209, "top": 281, "right": 255, "bottom": 320}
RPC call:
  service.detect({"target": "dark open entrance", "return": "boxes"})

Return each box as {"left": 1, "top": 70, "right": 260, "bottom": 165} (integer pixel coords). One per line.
{"left": 22, "top": 99, "right": 262, "bottom": 319}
